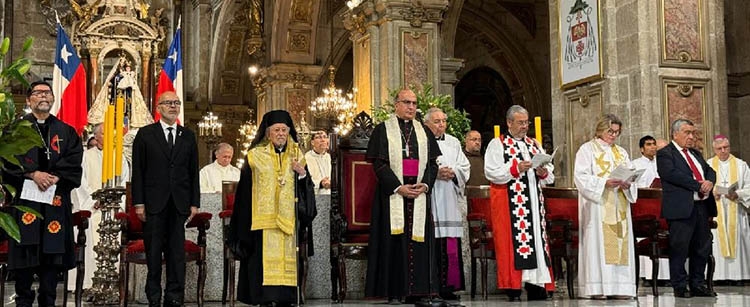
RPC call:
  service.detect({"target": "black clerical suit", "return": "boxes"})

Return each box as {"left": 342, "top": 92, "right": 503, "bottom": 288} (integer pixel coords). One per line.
{"left": 364, "top": 118, "right": 441, "bottom": 300}
{"left": 3, "top": 114, "right": 83, "bottom": 307}
{"left": 131, "top": 121, "right": 200, "bottom": 306}
{"left": 657, "top": 142, "right": 717, "bottom": 293}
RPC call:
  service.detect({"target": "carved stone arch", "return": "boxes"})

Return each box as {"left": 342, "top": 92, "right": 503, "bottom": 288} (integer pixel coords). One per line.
{"left": 85, "top": 17, "right": 160, "bottom": 39}
{"left": 453, "top": 6, "right": 545, "bottom": 119}
{"left": 97, "top": 44, "right": 142, "bottom": 79}
{"left": 269, "top": 0, "right": 321, "bottom": 64}
{"left": 207, "top": 0, "right": 245, "bottom": 103}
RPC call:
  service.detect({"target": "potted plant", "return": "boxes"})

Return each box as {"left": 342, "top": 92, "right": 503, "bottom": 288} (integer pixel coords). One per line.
{"left": 0, "top": 36, "right": 44, "bottom": 242}
{"left": 372, "top": 83, "right": 472, "bottom": 143}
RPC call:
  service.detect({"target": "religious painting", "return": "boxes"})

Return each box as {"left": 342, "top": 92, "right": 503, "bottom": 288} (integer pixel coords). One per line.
{"left": 662, "top": 78, "right": 711, "bottom": 154}
{"left": 354, "top": 35, "right": 372, "bottom": 115}
{"left": 558, "top": 0, "right": 602, "bottom": 89}
{"left": 402, "top": 31, "right": 430, "bottom": 92}
{"left": 659, "top": 0, "right": 708, "bottom": 69}
{"left": 285, "top": 88, "right": 311, "bottom": 124}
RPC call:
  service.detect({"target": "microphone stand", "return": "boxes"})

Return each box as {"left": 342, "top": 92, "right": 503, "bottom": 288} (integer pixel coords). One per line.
{"left": 416, "top": 155, "right": 447, "bottom": 307}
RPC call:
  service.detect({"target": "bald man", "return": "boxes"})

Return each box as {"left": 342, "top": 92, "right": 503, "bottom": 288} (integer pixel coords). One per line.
{"left": 132, "top": 91, "right": 200, "bottom": 306}
{"left": 199, "top": 143, "right": 240, "bottom": 193}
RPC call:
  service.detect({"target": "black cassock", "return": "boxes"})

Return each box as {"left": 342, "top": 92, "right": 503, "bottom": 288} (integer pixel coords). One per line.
{"left": 365, "top": 118, "right": 441, "bottom": 298}
{"left": 227, "top": 147, "right": 316, "bottom": 306}
{"left": 3, "top": 114, "right": 83, "bottom": 270}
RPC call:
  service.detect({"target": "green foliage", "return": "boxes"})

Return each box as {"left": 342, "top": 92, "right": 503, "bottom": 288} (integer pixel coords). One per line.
{"left": 0, "top": 36, "right": 44, "bottom": 243}
{"left": 372, "top": 83, "right": 472, "bottom": 143}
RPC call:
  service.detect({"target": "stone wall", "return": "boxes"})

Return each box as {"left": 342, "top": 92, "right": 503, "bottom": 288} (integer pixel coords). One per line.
{"left": 10, "top": 1, "right": 56, "bottom": 81}
{"left": 725, "top": 0, "right": 750, "bottom": 159}
{"left": 549, "top": 0, "right": 728, "bottom": 186}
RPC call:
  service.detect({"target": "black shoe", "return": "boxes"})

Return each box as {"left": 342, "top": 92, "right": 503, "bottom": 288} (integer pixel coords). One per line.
{"left": 388, "top": 297, "right": 402, "bottom": 305}
{"left": 674, "top": 288, "right": 692, "bottom": 298}
{"left": 439, "top": 292, "right": 459, "bottom": 301}
{"left": 525, "top": 283, "right": 549, "bottom": 301}
{"left": 690, "top": 285, "right": 717, "bottom": 297}
{"left": 163, "top": 299, "right": 182, "bottom": 307}
{"left": 404, "top": 296, "right": 420, "bottom": 304}
{"left": 506, "top": 289, "right": 522, "bottom": 301}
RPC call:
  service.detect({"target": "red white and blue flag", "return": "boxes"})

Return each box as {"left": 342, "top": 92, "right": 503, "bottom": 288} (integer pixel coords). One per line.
{"left": 51, "top": 22, "right": 87, "bottom": 135}
{"left": 155, "top": 17, "right": 183, "bottom": 124}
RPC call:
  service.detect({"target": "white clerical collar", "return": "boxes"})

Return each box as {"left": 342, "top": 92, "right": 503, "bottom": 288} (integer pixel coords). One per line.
{"left": 213, "top": 160, "right": 232, "bottom": 169}
{"left": 309, "top": 150, "right": 328, "bottom": 157}
{"left": 160, "top": 119, "right": 177, "bottom": 131}
{"left": 719, "top": 158, "right": 730, "bottom": 165}
{"left": 595, "top": 138, "right": 611, "bottom": 147}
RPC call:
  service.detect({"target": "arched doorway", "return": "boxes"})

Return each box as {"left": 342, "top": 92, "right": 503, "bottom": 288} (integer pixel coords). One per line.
{"left": 455, "top": 67, "right": 513, "bottom": 150}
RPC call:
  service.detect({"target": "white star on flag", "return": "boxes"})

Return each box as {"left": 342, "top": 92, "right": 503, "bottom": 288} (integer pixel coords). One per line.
{"left": 169, "top": 50, "right": 177, "bottom": 64}
{"left": 60, "top": 45, "right": 72, "bottom": 64}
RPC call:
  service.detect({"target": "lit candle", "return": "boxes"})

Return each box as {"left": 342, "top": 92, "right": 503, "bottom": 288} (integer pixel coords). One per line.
{"left": 106, "top": 105, "right": 115, "bottom": 181}
{"left": 535, "top": 116, "right": 542, "bottom": 145}
{"left": 494, "top": 125, "right": 500, "bottom": 138}
{"left": 101, "top": 107, "right": 109, "bottom": 184}
{"left": 115, "top": 97, "right": 124, "bottom": 177}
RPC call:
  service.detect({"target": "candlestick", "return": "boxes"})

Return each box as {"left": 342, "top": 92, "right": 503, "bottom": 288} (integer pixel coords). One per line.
{"left": 535, "top": 116, "right": 542, "bottom": 145}
{"left": 115, "top": 97, "right": 124, "bottom": 177}
{"left": 101, "top": 108, "right": 109, "bottom": 184}
{"left": 494, "top": 125, "right": 500, "bottom": 138}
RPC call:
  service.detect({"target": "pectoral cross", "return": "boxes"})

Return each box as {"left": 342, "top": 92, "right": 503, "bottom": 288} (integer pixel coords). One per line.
{"left": 44, "top": 148, "right": 51, "bottom": 160}
{"left": 403, "top": 144, "right": 410, "bottom": 157}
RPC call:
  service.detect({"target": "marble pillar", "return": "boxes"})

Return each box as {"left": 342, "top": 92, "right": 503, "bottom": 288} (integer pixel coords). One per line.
{"left": 344, "top": 0, "right": 449, "bottom": 111}
{"left": 255, "top": 63, "right": 323, "bottom": 125}
{"left": 549, "top": 0, "right": 727, "bottom": 186}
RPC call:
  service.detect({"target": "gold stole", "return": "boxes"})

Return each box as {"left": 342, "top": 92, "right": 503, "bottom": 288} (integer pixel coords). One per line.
{"left": 385, "top": 115, "right": 428, "bottom": 242}
{"left": 592, "top": 140, "right": 630, "bottom": 265}
{"left": 246, "top": 137, "right": 306, "bottom": 286}
{"left": 712, "top": 155, "right": 739, "bottom": 259}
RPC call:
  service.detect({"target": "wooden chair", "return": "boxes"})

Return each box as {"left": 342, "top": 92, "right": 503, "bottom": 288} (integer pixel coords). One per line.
{"left": 632, "top": 188, "right": 717, "bottom": 296}
{"left": 465, "top": 185, "right": 493, "bottom": 300}
{"left": 330, "top": 112, "right": 375, "bottom": 302}
{"left": 541, "top": 187, "right": 579, "bottom": 299}
{"left": 0, "top": 210, "right": 90, "bottom": 307}
{"left": 115, "top": 183, "right": 212, "bottom": 307}
{"left": 220, "top": 181, "right": 238, "bottom": 306}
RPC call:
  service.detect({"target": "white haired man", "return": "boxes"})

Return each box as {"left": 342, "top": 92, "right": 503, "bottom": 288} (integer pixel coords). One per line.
{"left": 199, "top": 143, "right": 241, "bottom": 193}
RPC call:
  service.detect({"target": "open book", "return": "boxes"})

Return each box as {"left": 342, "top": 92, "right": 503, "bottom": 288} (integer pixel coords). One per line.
{"left": 715, "top": 182, "right": 739, "bottom": 196}
{"left": 609, "top": 164, "right": 646, "bottom": 183}
{"left": 531, "top": 146, "right": 559, "bottom": 168}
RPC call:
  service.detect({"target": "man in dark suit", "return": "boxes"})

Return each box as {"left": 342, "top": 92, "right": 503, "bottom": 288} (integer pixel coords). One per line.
{"left": 131, "top": 91, "right": 200, "bottom": 306}
{"left": 657, "top": 119, "right": 716, "bottom": 298}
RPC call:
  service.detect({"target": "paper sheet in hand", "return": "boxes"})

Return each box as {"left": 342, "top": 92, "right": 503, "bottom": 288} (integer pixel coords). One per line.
{"left": 19, "top": 179, "right": 56, "bottom": 204}
{"left": 715, "top": 182, "right": 739, "bottom": 195}
{"left": 609, "top": 165, "right": 645, "bottom": 183}
{"left": 531, "top": 147, "right": 558, "bottom": 168}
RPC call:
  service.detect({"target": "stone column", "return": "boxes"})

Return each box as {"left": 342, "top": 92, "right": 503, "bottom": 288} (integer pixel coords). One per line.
{"left": 186, "top": 0, "right": 212, "bottom": 105}
{"left": 549, "top": 0, "right": 727, "bottom": 186}
{"left": 89, "top": 48, "right": 101, "bottom": 102}
{"left": 439, "top": 57, "right": 464, "bottom": 99}
{"left": 256, "top": 63, "right": 323, "bottom": 124}
{"left": 140, "top": 49, "right": 152, "bottom": 104}
{"left": 725, "top": 1, "right": 750, "bottom": 159}
{"left": 344, "top": 0, "right": 449, "bottom": 112}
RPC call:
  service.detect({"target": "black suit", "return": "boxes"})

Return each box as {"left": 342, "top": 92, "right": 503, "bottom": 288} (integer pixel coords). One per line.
{"left": 657, "top": 142, "right": 716, "bottom": 291}
{"left": 131, "top": 122, "right": 200, "bottom": 305}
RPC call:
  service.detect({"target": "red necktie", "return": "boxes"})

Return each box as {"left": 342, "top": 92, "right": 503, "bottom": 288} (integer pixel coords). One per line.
{"left": 681, "top": 148, "right": 703, "bottom": 181}
{"left": 682, "top": 148, "right": 704, "bottom": 198}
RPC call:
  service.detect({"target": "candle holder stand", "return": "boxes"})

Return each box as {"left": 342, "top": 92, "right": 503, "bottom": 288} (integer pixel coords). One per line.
{"left": 87, "top": 184, "right": 126, "bottom": 305}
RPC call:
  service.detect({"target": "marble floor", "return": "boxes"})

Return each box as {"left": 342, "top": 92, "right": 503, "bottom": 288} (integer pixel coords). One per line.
{"left": 4, "top": 284, "right": 750, "bottom": 307}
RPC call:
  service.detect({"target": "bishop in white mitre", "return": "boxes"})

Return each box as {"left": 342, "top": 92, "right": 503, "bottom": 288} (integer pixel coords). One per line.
{"left": 574, "top": 114, "right": 638, "bottom": 298}
{"left": 199, "top": 143, "right": 240, "bottom": 193}
{"left": 708, "top": 135, "right": 750, "bottom": 281}
{"left": 424, "top": 108, "right": 471, "bottom": 298}
{"left": 304, "top": 131, "right": 332, "bottom": 195}
{"left": 69, "top": 124, "right": 130, "bottom": 289}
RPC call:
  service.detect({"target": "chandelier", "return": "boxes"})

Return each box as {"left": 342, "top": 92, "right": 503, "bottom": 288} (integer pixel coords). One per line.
{"left": 235, "top": 109, "right": 258, "bottom": 168}
{"left": 198, "top": 111, "right": 223, "bottom": 163}
{"left": 309, "top": 66, "right": 357, "bottom": 135}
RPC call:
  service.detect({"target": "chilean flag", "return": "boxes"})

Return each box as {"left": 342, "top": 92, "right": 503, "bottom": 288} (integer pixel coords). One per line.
{"left": 51, "top": 23, "right": 87, "bottom": 135}
{"left": 155, "top": 17, "right": 183, "bottom": 124}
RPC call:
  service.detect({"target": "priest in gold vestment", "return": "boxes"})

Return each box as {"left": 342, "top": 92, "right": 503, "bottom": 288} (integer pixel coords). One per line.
{"left": 227, "top": 110, "right": 316, "bottom": 307}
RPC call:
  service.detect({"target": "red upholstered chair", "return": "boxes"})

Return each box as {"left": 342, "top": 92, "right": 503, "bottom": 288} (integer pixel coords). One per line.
{"left": 541, "top": 187, "right": 579, "bottom": 299}
{"left": 220, "top": 181, "right": 238, "bottom": 306}
{"left": 0, "top": 210, "right": 90, "bottom": 307}
{"left": 330, "top": 112, "right": 375, "bottom": 302}
{"left": 465, "top": 185, "right": 493, "bottom": 300}
{"left": 115, "top": 183, "right": 212, "bottom": 307}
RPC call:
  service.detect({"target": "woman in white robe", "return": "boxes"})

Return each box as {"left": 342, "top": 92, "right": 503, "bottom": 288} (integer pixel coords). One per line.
{"left": 708, "top": 136, "right": 750, "bottom": 281}
{"left": 574, "top": 114, "right": 638, "bottom": 298}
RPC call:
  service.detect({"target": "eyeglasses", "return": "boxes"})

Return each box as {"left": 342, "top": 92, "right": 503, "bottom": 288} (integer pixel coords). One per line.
{"left": 514, "top": 120, "right": 530, "bottom": 126}
{"left": 397, "top": 100, "right": 417, "bottom": 106}
{"left": 606, "top": 129, "right": 621, "bottom": 136}
{"left": 159, "top": 100, "right": 182, "bottom": 107}
{"left": 31, "top": 90, "right": 53, "bottom": 97}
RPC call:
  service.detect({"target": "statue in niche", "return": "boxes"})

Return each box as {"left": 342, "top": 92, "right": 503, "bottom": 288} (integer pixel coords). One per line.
{"left": 88, "top": 55, "right": 154, "bottom": 130}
